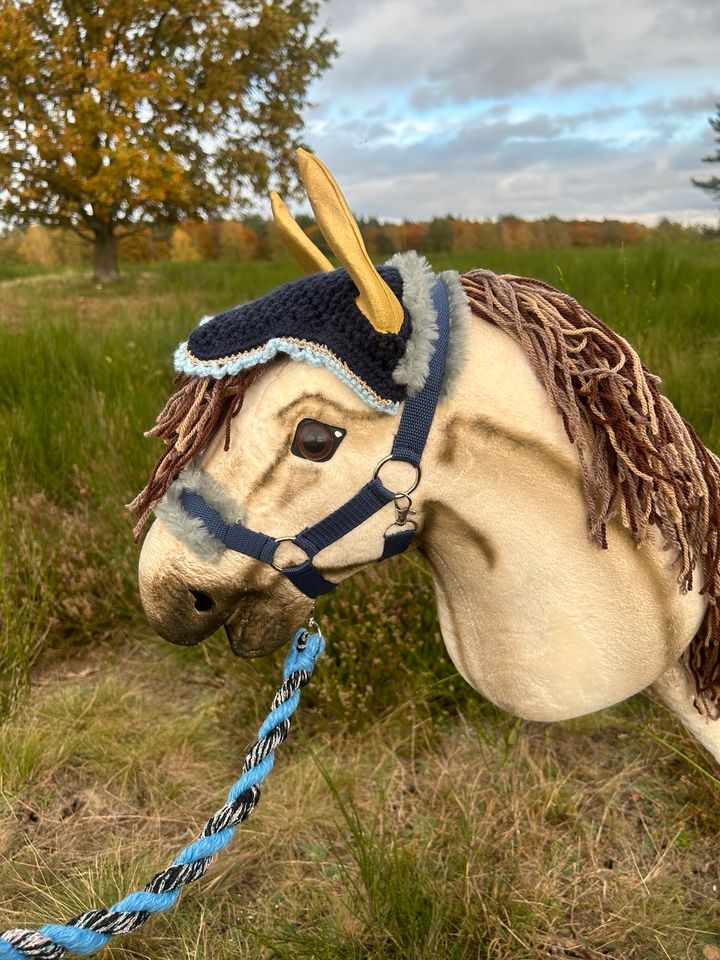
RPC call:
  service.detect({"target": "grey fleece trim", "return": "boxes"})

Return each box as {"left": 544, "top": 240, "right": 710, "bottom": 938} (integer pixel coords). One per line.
{"left": 156, "top": 464, "right": 243, "bottom": 563}
{"left": 388, "top": 251, "right": 438, "bottom": 395}
{"left": 438, "top": 269, "right": 471, "bottom": 400}
{"left": 388, "top": 251, "right": 470, "bottom": 400}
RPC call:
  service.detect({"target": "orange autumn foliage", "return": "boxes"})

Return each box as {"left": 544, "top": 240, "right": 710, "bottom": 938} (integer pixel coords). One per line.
{"left": 0, "top": 0, "right": 336, "bottom": 281}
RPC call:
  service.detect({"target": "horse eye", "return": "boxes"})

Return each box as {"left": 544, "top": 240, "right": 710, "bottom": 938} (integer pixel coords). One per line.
{"left": 291, "top": 419, "right": 346, "bottom": 462}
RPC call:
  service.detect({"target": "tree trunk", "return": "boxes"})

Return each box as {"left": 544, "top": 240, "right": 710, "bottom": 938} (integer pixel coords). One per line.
{"left": 92, "top": 227, "right": 120, "bottom": 283}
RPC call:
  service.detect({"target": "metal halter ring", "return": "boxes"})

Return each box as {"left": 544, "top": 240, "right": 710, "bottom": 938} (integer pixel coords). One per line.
{"left": 270, "top": 537, "right": 310, "bottom": 572}
{"left": 373, "top": 456, "right": 422, "bottom": 497}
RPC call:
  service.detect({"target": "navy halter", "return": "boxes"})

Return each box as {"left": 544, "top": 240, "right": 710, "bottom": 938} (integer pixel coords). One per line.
{"left": 179, "top": 277, "right": 451, "bottom": 599}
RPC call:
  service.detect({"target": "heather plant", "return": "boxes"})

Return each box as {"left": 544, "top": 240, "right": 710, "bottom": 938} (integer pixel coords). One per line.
{"left": 0, "top": 246, "right": 718, "bottom": 957}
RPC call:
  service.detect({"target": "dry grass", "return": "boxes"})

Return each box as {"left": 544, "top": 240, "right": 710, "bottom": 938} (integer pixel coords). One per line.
{"left": 1, "top": 247, "right": 719, "bottom": 956}
{"left": 1, "top": 606, "right": 720, "bottom": 958}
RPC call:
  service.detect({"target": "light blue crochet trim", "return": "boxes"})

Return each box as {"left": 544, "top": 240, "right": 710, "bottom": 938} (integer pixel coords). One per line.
{"left": 174, "top": 338, "right": 400, "bottom": 415}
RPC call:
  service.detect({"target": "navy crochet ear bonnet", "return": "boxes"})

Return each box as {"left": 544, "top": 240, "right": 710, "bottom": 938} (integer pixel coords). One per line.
{"left": 174, "top": 252, "right": 470, "bottom": 414}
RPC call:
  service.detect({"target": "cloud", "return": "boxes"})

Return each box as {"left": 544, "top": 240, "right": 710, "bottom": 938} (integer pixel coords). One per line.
{"left": 315, "top": 0, "right": 718, "bottom": 103}
{"left": 651, "top": 0, "right": 720, "bottom": 38}
{"left": 416, "top": 19, "right": 588, "bottom": 103}
{"left": 640, "top": 93, "right": 718, "bottom": 119}
{"left": 300, "top": 0, "right": 719, "bottom": 223}
{"left": 303, "top": 108, "right": 717, "bottom": 224}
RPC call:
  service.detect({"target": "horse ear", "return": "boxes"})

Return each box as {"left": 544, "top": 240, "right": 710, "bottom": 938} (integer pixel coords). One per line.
{"left": 270, "top": 191, "right": 334, "bottom": 274}
{"left": 296, "top": 149, "right": 404, "bottom": 335}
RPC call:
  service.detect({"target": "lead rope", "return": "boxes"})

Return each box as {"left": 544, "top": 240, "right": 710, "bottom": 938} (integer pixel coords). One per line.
{"left": 0, "top": 623, "right": 325, "bottom": 959}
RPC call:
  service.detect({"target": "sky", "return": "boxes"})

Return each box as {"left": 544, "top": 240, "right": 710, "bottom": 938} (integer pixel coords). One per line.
{"left": 296, "top": 0, "right": 719, "bottom": 225}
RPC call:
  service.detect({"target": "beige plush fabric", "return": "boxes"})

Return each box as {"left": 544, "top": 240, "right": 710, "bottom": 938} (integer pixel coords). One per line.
{"left": 460, "top": 270, "right": 719, "bottom": 717}
{"left": 138, "top": 304, "right": 708, "bottom": 733}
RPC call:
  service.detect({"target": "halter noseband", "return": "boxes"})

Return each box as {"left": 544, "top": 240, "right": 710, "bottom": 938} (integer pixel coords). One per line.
{"left": 178, "top": 276, "right": 450, "bottom": 599}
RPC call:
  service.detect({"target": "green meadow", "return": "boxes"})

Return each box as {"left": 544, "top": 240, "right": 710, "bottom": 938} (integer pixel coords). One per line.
{"left": 1, "top": 244, "right": 719, "bottom": 958}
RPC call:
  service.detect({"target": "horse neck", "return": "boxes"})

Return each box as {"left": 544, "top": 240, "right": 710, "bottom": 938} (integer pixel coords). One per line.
{"left": 423, "top": 309, "right": 581, "bottom": 517}
{"left": 417, "top": 311, "right": 583, "bottom": 605}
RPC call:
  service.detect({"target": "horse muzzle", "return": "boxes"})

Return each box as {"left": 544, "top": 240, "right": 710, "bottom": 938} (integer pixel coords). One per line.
{"left": 138, "top": 518, "right": 312, "bottom": 657}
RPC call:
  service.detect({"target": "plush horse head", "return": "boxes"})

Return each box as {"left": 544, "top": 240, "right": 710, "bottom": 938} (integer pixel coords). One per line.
{"left": 132, "top": 151, "right": 720, "bottom": 762}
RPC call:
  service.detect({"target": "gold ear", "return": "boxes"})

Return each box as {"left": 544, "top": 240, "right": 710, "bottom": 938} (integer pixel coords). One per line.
{"left": 270, "top": 191, "right": 333, "bottom": 274}
{"left": 296, "top": 149, "right": 404, "bottom": 335}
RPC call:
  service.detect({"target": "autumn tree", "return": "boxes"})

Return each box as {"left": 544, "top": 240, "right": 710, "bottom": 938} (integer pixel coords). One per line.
{"left": 421, "top": 216, "right": 453, "bottom": 253}
{"left": 218, "top": 220, "right": 259, "bottom": 260}
{"left": 693, "top": 104, "right": 720, "bottom": 209}
{"left": 0, "top": 0, "right": 336, "bottom": 282}
{"left": 17, "top": 224, "right": 59, "bottom": 266}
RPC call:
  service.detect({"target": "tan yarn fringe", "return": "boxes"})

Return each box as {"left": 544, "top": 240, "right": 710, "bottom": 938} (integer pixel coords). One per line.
{"left": 461, "top": 269, "right": 720, "bottom": 718}
{"left": 127, "top": 369, "right": 258, "bottom": 538}
{"left": 129, "top": 269, "right": 720, "bottom": 717}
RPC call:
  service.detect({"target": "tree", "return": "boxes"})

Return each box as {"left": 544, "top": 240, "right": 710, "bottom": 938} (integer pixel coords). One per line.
{"left": 0, "top": 0, "right": 336, "bottom": 282}
{"left": 692, "top": 104, "right": 720, "bottom": 208}
{"left": 169, "top": 224, "right": 201, "bottom": 262}
{"left": 498, "top": 214, "right": 533, "bottom": 250}
{"left": 17, "top": 224, "right": 58, "bottom": 266}
{"left": 217, "top": 220, "right": 259, "bottom": 260}
{"left": 421, "top": 216, "right": 453, "bottom": 253}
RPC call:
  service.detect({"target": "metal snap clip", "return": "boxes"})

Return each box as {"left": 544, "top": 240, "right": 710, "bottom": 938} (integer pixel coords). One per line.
{"left": 393, "top": 493, "right": 416, "bottom": 526}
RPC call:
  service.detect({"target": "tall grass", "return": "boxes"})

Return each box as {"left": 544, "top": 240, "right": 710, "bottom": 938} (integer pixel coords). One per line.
{"left": 1, "top": 246, "right": 718, "bottom": 714}
{"left": 0, "top": 262, "right": 300, "bottom": 684}
{"left": 0, "top": 245, "right": 719, "bottom": 956}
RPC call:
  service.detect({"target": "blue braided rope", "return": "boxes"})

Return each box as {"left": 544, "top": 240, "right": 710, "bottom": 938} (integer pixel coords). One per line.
{"left": 0, "top": 625, "right": 324, "bottom": 959}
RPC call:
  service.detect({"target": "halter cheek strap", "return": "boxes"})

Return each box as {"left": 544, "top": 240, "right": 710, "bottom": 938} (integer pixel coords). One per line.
{"left": 179, "top": 277, "right": 450, "bottom": 599}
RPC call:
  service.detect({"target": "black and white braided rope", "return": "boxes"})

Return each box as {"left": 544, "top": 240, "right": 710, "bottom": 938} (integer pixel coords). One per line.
{"left": 0, "top": 626, "right": 324, "bottom": 959}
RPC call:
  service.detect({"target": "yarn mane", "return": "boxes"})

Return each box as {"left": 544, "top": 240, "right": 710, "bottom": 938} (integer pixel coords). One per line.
{"left": 129, "top": 268, "right": 720, "bottom": 717}
{"left": 128, "top": 369, "right": 260, "bottom": 536}
{"left": 460, "top": 269, "right": 720, "bottom": 719}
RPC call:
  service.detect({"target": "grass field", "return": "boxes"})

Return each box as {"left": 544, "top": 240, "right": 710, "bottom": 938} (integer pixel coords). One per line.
{"left": 1, "top": 245, "right": 719, "bottom": 958}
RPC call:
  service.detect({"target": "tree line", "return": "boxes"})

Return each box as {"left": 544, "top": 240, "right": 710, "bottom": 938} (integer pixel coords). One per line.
{"left": 0, "top": 0, "right": 717, "bottom": 283}
{"left": 2, "top": 213, "right": 715, "bottom": 269}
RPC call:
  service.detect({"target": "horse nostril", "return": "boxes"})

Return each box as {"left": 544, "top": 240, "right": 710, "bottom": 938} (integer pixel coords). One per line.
{"left": 189, "top": 589, "right": 215, "bottom": 613}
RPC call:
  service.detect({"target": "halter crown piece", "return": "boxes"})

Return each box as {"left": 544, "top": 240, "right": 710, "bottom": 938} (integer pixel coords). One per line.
{"left": 166, "top": 149, "right": 469, "bottom": 597}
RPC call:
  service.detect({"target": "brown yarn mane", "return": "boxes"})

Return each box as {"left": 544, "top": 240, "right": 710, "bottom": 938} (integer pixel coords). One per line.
{"left": 129, "top": 267, "right": 720, "bottom": 717}
{"left": 127, "top": 369, "right": 259, "bottom": 537}
{"left": 460, "top": 269, "right": 720, "bottom": 718}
